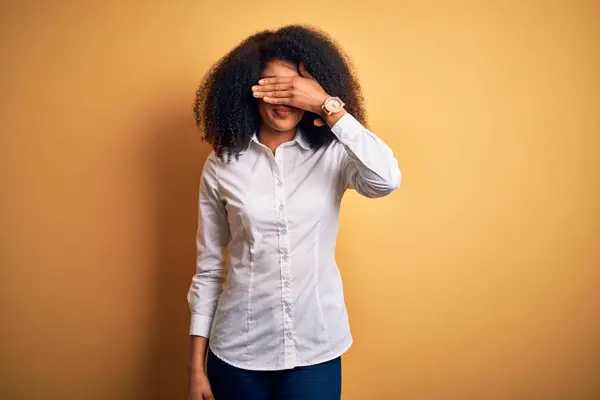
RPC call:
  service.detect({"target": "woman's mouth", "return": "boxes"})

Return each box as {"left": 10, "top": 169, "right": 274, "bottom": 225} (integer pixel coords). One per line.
{"left": 272, "top": 105, "right": 295, "bottom": 118}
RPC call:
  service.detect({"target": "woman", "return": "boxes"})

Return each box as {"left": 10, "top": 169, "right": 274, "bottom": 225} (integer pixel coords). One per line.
{"left": 187, "top": 25, "right": 401, "bottom": 400}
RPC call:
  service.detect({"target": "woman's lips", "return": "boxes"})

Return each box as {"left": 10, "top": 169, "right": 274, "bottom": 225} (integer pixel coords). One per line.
{"left": 273, "top": 106, "right": 294, "bottom": 118}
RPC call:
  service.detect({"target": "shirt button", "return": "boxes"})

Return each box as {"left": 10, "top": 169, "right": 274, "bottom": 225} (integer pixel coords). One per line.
{"left": 281, "top": 227, "right": 287, "bottom": 234}
{"left": 282, "top": 254, "right": 289, "bottom": 261}
{"left": 286, "top": 332, "right": 293, "bottom": 339}
{"left": 279, "top": 204, "right": 284, "bottom": 211}
{"left": 285, "top": 307, "right": 291, "bottom": 314}
{"left": 284, "top": 281, "right": 290, "bottom": 288}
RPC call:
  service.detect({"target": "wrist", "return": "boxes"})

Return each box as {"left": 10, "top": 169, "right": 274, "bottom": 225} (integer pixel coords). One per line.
{"left": 188, "top": 364, "right": 206, "bottom": 375}
{"left": 317, "top": 95, "right": 345, "bottom": 116}
{"left": 313, "top": 94, "right": 347, "bottom": 126}
{"left": 313, "top": 92, "right": 330, "bottom": 115}
{"left": 322, "top": 108, "right": 347, "bottom": 127}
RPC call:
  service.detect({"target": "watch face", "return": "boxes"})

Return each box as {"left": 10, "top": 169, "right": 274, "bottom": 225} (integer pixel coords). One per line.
{"left": 325, "top": 97, "right": 343, "bottom": 112}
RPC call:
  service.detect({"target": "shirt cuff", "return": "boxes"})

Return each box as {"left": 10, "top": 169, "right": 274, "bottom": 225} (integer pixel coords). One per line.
{"left": 330, "top": 112, "right": 364, "bottom": 142}
{"left": 189, "top": 314, "right": 213, "bottom": 338}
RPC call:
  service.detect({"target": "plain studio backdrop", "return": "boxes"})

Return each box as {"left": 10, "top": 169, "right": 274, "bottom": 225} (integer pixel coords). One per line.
{"left": 0, "top": 1, "right": 598, "bottom": 399}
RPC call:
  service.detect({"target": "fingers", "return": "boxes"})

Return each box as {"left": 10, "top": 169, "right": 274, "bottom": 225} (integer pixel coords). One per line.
{"left": 253, "top": 80, "right": 294, "bottom": 100}
{"left": 253, "top": 89, "right": 293, "bottom": 99}
{"left": 252, "top": 82, "right": 293, "bottom": 92}
{"left": 252, "top": 81, "right": 294, "bottom": 99}
{"left": 262, "top": 96, "right": 292, "bottom": 105}
{"left": 258, "top": 76, "right": 293, "bottom": 85}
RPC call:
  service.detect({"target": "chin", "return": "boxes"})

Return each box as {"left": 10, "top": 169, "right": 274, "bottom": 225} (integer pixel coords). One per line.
{"left": 269, "top": 118, "right": 302, "bottom": 132}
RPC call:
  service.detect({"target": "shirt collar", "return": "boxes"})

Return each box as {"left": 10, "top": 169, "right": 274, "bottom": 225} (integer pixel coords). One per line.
{"left": 293, "top": 126, "right": 311, "bottom": 150}
{"left": 244, "top": 126, "right": 311, "bottom": 154}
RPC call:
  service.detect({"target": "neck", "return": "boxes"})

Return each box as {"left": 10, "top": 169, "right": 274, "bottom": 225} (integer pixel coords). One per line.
{"left": 258, "top": 123, "right": 297, "bottom": 154}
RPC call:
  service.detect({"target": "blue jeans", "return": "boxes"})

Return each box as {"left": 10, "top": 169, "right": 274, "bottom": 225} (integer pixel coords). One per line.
{"left": 206, "top": 348, "right": 342, "bottom": 400}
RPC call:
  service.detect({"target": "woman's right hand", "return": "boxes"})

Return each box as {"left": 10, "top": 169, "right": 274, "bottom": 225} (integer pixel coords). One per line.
{"left": 188, "top": 370, "right": 214, "bottom": 400}
{"left": 188, "top": 336, "right": 213, "bottom": 400}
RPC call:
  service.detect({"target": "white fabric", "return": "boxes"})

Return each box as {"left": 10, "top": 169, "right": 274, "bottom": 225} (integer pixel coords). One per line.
{"left": 187, "top": 112, "right": 401, "bottom": 370}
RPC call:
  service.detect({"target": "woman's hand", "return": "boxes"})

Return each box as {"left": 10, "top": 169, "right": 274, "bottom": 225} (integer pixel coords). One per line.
{"left": 252, "top": 62, "right": 330, "bottom": 115}
{"left": 188, "top": 370, "right": 213, "bottom": 400}
{"left": 188, "top": 336, "right": 213, "bottom": 400}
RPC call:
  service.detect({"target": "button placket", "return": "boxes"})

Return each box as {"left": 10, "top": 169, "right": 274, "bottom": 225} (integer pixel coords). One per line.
{"left": 273, "top": 149, "right": 295, "bottom": 368}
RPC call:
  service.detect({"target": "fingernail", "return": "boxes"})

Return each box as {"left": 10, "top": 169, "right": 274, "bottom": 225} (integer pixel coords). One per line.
{"left": 259, "top": 79, "right": 265, "bottom": 84}
{"left": 251, "top": 86, "right": 258, "bottom": 91}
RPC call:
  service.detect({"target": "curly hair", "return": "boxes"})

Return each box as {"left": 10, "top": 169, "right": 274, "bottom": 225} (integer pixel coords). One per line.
{"left": 194, "top": 24, "right": 366, "bottom": 162}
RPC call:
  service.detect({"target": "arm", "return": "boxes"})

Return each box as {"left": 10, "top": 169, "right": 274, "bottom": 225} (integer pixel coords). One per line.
{"left": 187, "top": 154, "right": 229, "bottom": 399}
{"left": 186, "top": 153, "right": 230, "bottom": 361}
{"left": 188, "top": 335, "right": 209, "bottom": 372}
{"left": 325, "top": 110, "right": 402, "bottom": 198}
{"left": 188, "top": 336, "right": 212, "bottom": 400}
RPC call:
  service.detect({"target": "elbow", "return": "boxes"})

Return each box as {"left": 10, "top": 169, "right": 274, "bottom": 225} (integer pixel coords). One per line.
{"left": 378, "top": 161, "right": 402, "bottom": 196}
{"left": 394, "top": 168, "right": 402, "bottom": 190}
{"left": 360, "top": 182, "right": 399, "bottom": 198}
{"left": 389, "top": 167, "right": 402, "bottom": 191}
{"left": 364, "top": 168, "right": 401, "bottom": 198}
{"left": 374, "top": 180, "right": 400, "bottom": 198}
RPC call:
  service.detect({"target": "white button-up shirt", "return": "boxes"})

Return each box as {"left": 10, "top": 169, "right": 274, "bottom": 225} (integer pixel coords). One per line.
{"left": 187, "top": 112, "right": 401, "bottom": 371}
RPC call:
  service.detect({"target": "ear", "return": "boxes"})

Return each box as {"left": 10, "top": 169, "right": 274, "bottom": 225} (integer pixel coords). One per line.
{"left": 299, "top": 62, "right": 315, "bottom": 80}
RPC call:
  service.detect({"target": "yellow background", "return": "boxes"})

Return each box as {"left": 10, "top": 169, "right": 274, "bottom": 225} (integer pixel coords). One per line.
{"left": 1, "top": 1, "right": 598, "bottom": 399}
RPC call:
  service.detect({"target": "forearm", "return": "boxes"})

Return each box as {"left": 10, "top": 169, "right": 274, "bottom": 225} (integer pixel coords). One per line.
{"left": 188, "top": 335, "right": 209, "bottom": 374}
{"left": 332, "top": 112, "right": 401, "bottom": 197}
